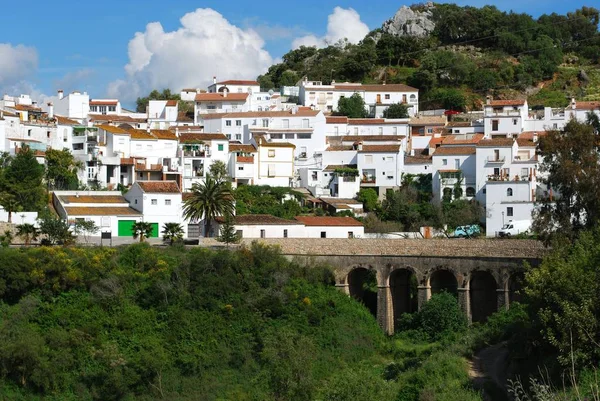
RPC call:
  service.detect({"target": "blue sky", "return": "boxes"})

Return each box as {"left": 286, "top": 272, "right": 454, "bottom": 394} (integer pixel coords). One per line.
{"left": 0, "top": 0, "right": 593, "bottom": 105}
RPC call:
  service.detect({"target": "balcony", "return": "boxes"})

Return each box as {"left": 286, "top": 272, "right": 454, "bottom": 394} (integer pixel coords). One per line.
{"left": 361, "top": 170, "right": 376, "bottom": 184}
{"left": 487, "top": 174, "right": 532, "bottom": 182}
{"left": 183, "top": 150, "right": 211, "bottom": 158}
{"left": 486, "top": 156, "right": 506, "bottom": 163}
{"left": 512, "top": 155, "right": 537, "bottom": 163}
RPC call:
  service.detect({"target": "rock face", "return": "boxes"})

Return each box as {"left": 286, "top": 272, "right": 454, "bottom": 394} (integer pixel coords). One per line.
{"left": 382, "top": 3, "right": 436, "bottom": 37}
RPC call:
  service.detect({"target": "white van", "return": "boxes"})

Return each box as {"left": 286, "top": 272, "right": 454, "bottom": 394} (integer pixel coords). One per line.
{"left": 498, "top": 220, "right": 531, "bottom": 237}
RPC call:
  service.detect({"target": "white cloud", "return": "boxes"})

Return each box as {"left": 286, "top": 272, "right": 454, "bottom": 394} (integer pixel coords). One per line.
{"left": 108, "top": 8, "right": 274, "bottom": 101}
{"left": 53, "top": 68, "right": 94, "bottom": 92}
{"left": 292, "top": 7, "right": 370, "bottom": 49}
{"left": 0, "top": 43, "right": 38, "bottom": 86}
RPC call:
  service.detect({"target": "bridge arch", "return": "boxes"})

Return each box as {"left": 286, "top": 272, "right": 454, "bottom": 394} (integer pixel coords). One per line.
{"left": 389, "top": 267, "right": 418, "bottom": 332}
{"left": 347, "top": 267, "right": 378, "bottom": 317}
{"left": 428, "top": 268, "right": 458, "bottom": 297}
{"left": 469, "top": 270, "right": 499, "bottom": 323}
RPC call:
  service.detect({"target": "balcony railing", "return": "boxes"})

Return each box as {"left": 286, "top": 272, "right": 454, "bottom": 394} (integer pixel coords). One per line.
{"left": 513, "top": 155, "right": 537, "bottom": 163}
{"left": 486, "top": 156, "right": 506, "bottom": 163}
{"left": 183, "top": 150, "right": 211, "bottom": 158}
{"left": 361, "top": 176, "right": 376, "bottom": 184}
{"left": 487, "top": 175, "right": 533, "bottom": 182}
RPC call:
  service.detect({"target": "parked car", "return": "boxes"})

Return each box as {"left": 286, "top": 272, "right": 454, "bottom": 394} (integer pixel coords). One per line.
{"left": 498, "top": 220, "right": 531, "bottom": 237}
{"left": 453, "top": 225, "right": 481, "bottom": 238}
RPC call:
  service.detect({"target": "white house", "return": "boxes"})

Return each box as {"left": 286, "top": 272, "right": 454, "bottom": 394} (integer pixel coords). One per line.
{"left": 298, "top": 79, "right": 419, "bottom": 117}
{"left": 228, "top": 143, "right": 257, "bottom": 186}
{"left": 53, "top": 90, "right": 90, "bottom": 121}
{"left": 215, "top": 214, "right": 305, "bottom": 238}
{"left": 483, "top": 99, "right": 528, "bottom": 138}
{"left": 294, "top": 216, "right": 364, "bottom": 238}
{"left": 485, "top": 180, "right": 537, "bottom": 237}
{"left": 125, "top": 181, "right": 184, "bottom": 238}
{"left": 207, "top": 78, "right": 279, "bottom": 112}
{"left": 432, "top": 145, "right": 477, "bottom": 203}
{"left": 194, "top": 92, "right": 249, "bottom": 120}
{"left": 178, "top": 132, "right": 230, "bottom": 191}
{"left": 357, "top": 144, "right": 404, "bottom": 196}
{"left": 147, "top": 100, "right": 178, "bottom": 129}
{"left": 254, "top": 136, "right": 295, "bottom": 187}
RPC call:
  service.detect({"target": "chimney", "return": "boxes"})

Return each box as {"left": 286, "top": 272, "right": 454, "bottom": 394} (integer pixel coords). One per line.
{"left": 223, "top": 88, "right": 228, "bottom": 98}
{"left": 58, "top": 90, "right": 64, "bottom": 100}
{"left": 47, "top": 102, "right": 54, "bottom": 118}
{"left": 533, "top": 132, "right": 538, "bottom": 142}
{"left": 358, "top": 142, "right": 363, "bottom": 151}
{"left": 382, "top": 80, "right": 386, "bottom": 85}
{"left": 486, "top": 95, "right": 491, "bottom": 105}
{"left": 571, "top": 97, "right": 576, "bottom": 110}
{"left": 175, "top": 127, "right": 179, "bottom": 137}
{"left": 213, "top": 76, "right": 217, "bottom": 85}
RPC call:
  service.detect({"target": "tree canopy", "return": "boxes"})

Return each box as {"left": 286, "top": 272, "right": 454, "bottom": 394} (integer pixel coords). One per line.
{"left": 135, "top": 89, "right": 181, "bottom": 113}
{"left": 334, "top": 93, "right": 368, "bottom": 118}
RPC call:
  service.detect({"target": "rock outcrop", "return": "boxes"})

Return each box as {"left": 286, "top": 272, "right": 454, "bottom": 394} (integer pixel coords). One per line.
{"left": 382, "top": 2, "right": 436, "bottom": 37}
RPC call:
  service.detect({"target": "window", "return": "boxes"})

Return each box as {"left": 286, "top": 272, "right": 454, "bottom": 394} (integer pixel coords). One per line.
{"left": 513, "top": 119, "right": 518, "bottom": 125}
{"left": 27, "top": 129, "right": 32, "bottom": 137}
{"left": 151, "top": 199, "right": 157, "bottom": 205}
{"left": 320, "top": 231, "right": 326, "bottom": 238}
{"left": 108, "top": 106, "right": 116, "bottom": 112}
{"left": 226, "top": 120, "right": 232, "bottom": 126}
{"left": 507, "top": 188, "right": 513, "bottom": 197}
{"left": 378, "top": 127, "right": 383, "bottom": 135}
{"left": 285, "top": 133, "right": 294, "bottom": 139}
{"left": 134, "top": 199, "right": 138, "bottom": 204}
{"left": 553, "top": 123, "right": 558, "bottom": 129}
{"left": 507, "top": 207, "right": 513, "bottom": 217}
{"left": 521, "top": 168, "right": 529, "bottom": 177}
{"left": 238, "top": 166, "right": 243, "bottom": 170}
{"left": 348, "top": 231, "right": 354, "bottom": 238}
{"left": 260, "top": 229, "right": 266, "bottom": 238}
{"left": 385, "top": 94, "right": 390, "bottom": 100}
{"left": 442, "top": 159, "right": 448, "bottom": 166}
{"left": 427, "top": 128, "right": 433, "bottom": 134}
{"left": 334, "top": 126, "right": 339, "bottom": 135}
{"left": 165, "top": 199, "right": 171, "bottom": 206}
{"left": 354, "top": 127, "right": 358, "bottom": 135}
{"left": 283, "top": 229, "right": 288, "bottom": 238}
{"left": 47, "top": 131, "right": 51, "bottom": 138}
{"left": 268, "top": 149, "right": 275, "bottom": 158}
{"left": 268, "top": 164, "right": 275, "bottom": 177}
{"left": 271, "top": 133, "right": 283, "bottom": 139}
{"left": 218, "top": 144, "right": 224, "bottom": 151}
{"left": 236, "top": 120, "right": 241, "bottom": 126}
{"left": 262, "top": 119, "right": 269, "bottom": 127}
{"left": 466, "top": 187, "right": 475, "bottom": 197}
{"left": 402, "top": 94, "right": 407, "bottom": 103}
{"left": 393, "top": 127, "right": 397, "bottom": 135}
{"left": 454, "top": 159, "right": 460, "bottom": 169}
{"left": 492, "top": 120, "right": 499, "bottom": 131}
{"left": 297, "top": 133, "right": 311, "bottom": 139}
{"left": 311, "top": 171, "right": 318, "bottom": 181}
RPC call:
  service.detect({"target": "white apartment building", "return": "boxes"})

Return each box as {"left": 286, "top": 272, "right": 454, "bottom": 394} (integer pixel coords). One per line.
{"left": 357, "top": 144, "right": 404, "bottom": 196}
{"left": 207, "top": 78, "right": 280, "bottom": 112}
{"left": 147, "top": 100, "right": 178, "bottom": 129}
{"left": 298, "top": 79, "right": 419, "bottom": 117}
{"left": 194, "top": 91, "right": 249, "bottom": 118}
{"left": 228, "top": 143, "right": 257, "bottom": 186}
{"left": 53, "top": 90, "right": 90, "bottom": 121}
{"left": 326, "top": 116, "right": 410, "bottom": 139}
{"left": 89, "top": 99, "right": 122, "bottom": 115}
{"left": 432, "top": 145, "right": 477, "bottom": 203}
{"left": 178, "top": 133, "right": 229, "bottom": 191}
{"left": 254, "top": 137, "right": 295, "bottom": 187}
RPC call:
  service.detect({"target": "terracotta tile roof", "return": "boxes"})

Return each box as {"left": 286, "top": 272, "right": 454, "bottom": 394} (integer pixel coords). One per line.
{"left": 319, "top": 197, "right": 362, "bottom": 206}
{"left": 229, "top": 143, "right": 256, "bottom": 153}
{"left": 236, "top": 156, "right": 254, "bottom": 163}
{"left": 428, "top": 137, "right": 445, "bottom": 147}
{"left": 478, "top": 138, "right": 514, "bottom": 147}
{"left": 294, "top": 216, "right": 363, "bottom": 227}
{"left": 136, "top": 181, "right": 180, "bottom": 193}
{"left": 326, "top": 145, "right": 354, "bottom": 151}
{"left": 326, "top": 116, "right": 348, "bottom": 124}
{"left": 170, "top": 125, "right": 204, "bottom": 132}
{"left": 442, "top": 133, "right": 484, "bottom": 145}
{"left": 151, "top": 129, "right": 178, "bottom": 140}
{"left": 165, "top": 100, "right": 178, "bottom": 107}
{"left": 200, "top": 109, "right": 320, "bottom": 119}
{"left": 516, "top": 139, "right": 537, "bottom": 147}
{"left": 333, "top": 83, "right": 418, "bottom": 92}
{"left": 323, "top": 164, "right": 357, "bottom": 171}
{"left": 439, "top": 169, "right": 461, "bottom": 173}
{"left": 14, "top": 104, "right": 42, "bottom": 112}
{"left": 64, "top": 206, "right": 141, "bottom": 216}
{"left": 90, "top": 100, "right": 118, "bottom": 106}
{"left": 195, "top": 93, "right": 249, "bottom": 102}
{"left": 60, "top": 195, "right": 127, "bottom": 204}
{"left": 404, "top": 155, "right": 432, "bottom": 164}
{"left": 215, "top": 214, "right": 302, "bottom": 225}
{"left": 446, "top": 121, "right": 471, "bottom": 127}
{"left": 217, "top": 80, "right": 259, "bottom": 86}
{"left": 55, "top": 115, "right": 80, "bottom": 125}
{"left": 120, "top": 157, "right": 135, "bottom": 166}
{"left": 181, "top": 88, "right": 198, "bottom": 92}
{"left": 519, "top": 131, "right": 547, "bottom": 140}
{"left": 358, "top": 145, "right": 401, "bottom": 153}
{"left": 179, "top": 133, "right": 228, "bottom": 143}
{"left": 433, "top": 146, "right": 476, "bottom": 156}
{"left": 98, "top": 124, "right": 129, "bottom": 135}
{"left": 573, "top": 101, "right": 600, "bottom": 110}
{"left": 2, "top": 110, "right": 17, "bottom": 117}
{"left": 409, "top": 116, "right": 447, "bottom": 125}
{"left": 182, "top": 192, "right": 194, "bottom": 201}
{"left": 488, "top": 100, "right": 526, "bottom": 107}
{"left": 127, "top": 129, "right": 157, "bottom": 140}
{"left": 348, "top": 118, "right": 385, "bottom": 125}
{"left": 256, "top": 137, "right": 295, "bottom": 148}
{"left": 136, "top": 163, "right": 163, "bottom": 172}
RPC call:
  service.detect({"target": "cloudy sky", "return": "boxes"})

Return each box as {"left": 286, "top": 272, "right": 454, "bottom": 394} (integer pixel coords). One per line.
{"left": 0, "top": 0, "right": 593, "bottom": 107}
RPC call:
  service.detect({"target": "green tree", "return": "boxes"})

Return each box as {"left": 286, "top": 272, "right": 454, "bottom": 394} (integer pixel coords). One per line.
{"left": 334, "top": 93, "right": 367, "bottom": 118}
{"left": 383, "top": 103, "right": 410, "bottom": 119}
{"left": 38, "top": 215, "right": 75, "bottom": 245}
{"left": 135, "top": 89, "right": 180, "bottom": 113}
{"left": 15, "top": 223, "right": 39, "bottom": 246}
{"left": 0, "top": 146, "right": 45, "bottom": 212}
{"left": 183, "top": 177, "right": 235, "bottom": 237}
{"left": 217, "top": 214, "right": 239, "bottom": 247}
{"left": 73, "top": 220, "right": 99, "bottom": 243}
{"left": 0, "top": 193, "right": 22, "bottom": 223}
{"left": 533, "top": 120, "right": 600, "bottom": 243}
{"left": 161, "top": 222, "right": 184, "bottom": 245}
{"left": 279, "top": 70, "right": 299, "bottom": 86}
{"left": 357, "top": 188, "right": 380, "bottom": 213}
{"left": 208, "top": 160, "right": 229, "bottom": 183}
{"left": 415, "top": 292, "right": 467, "bottom": 341}
{"left": 45, "top": 148, "right": 83, "bottom": 190}
{"left": 0, "top": 230, "right": 13, "bottom": 247}
{"left": 132, "top": 221, "right": 154, "bottom": 243}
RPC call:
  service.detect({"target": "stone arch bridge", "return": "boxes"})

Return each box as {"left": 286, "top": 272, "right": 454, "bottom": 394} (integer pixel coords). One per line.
{"left": 265, "top": 238, "right": 545, "bottom": 335}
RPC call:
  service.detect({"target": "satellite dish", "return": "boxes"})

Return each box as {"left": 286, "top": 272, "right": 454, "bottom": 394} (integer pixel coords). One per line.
{"left": 268, "top": 89, "right": 274, "bottom": 96}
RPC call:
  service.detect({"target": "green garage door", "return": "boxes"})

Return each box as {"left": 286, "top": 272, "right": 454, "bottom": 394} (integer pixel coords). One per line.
{"left": 150, "top": 223, "right": 159, "bottom": 238}
{"left": 118, "top": 220, "right": 136, "bottom": 237}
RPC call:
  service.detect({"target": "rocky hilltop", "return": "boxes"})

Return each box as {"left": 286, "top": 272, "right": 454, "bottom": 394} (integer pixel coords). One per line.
{"left": 382, "top": 2, "right": 436, "bottom": 37}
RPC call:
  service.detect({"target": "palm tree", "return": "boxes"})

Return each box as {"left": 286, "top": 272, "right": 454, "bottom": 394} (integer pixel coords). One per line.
{"left": 0, "top": 193, "right": 21, "bottom": 223}
{"left": 15, "top": 223, "right": 39, "bottom": 246}
{"left": 162, "top": 222, "right": 184, "bottom": 245}
{"left": 183, "top": 177, "right": 234, "bottom": 237}
{"left": 132, "top": 221, "right": 154, "bottom": 243}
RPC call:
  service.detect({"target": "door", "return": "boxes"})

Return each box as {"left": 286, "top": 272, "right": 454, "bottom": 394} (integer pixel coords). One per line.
{"left": 376, "top": 94, "right": 381, "bottom": 103}
{"left": 118, "top": 220, "right": 136, "bottom": 237}
{"left": 150, "top": 223, "right": 159, "bottom": 238}
{"left": 187, "top": 224, "right": 200, "bottom": 238}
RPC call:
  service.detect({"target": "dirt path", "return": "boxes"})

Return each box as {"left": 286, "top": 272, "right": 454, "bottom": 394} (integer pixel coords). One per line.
{"left": 468, "top": 342, "right": 510, "bottom": 401}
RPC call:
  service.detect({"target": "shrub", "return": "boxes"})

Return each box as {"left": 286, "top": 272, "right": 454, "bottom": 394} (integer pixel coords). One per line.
{"left": 414, "top": 292, "right": 467, "bottom": 341}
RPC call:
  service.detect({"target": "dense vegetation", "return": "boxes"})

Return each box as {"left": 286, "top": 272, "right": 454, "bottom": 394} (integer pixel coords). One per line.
{"left": 258, "top": 4, "right": 600, "bottom": 110}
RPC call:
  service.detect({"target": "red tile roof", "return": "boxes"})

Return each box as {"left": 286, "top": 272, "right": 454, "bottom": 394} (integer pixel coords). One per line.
{"left": 90, "top": 100, "right": 118, "bottom": 106}
{"left": 573, "top": 101, "right": 600, "bottom": 110}
{"left": 14, "top": 104, "right": 42, "bottom": 112}
{"left": 55, "top": 115, "right": 80, "bottom": 125}
{"left": 326, "top": 116, "right": 349, "bottom": 124}
{"left": 478, "top": 138, "right": 514, "bottom": 147}
{"left": 404, "top": 155, "right": 432, "bottom": 164}
{"left": 89, "top": 114, "right": 146, "bottom": 123}
{"left": 195, "top": 93, "right": 249, "bottom": 102}
{"left": 409, "top": 116, "right": 447, "bottom": 125}
{"left": 127, "top": 129, "right": 157, "bottom": 140}
{"left": 441, "top": 133, "right": 484, "bottom": 145}
{"left": 60, "top": 195, "right": 127, "bottom": 204}
{"left": 339, "top": 135, "right": 403, "bottom": 142}
{"left": 294, "top": 216, "right": 363, "bottom": 227}
{"left": 217, "top": 80, "right": 260, "bottom": 86}
{"left": 166, "top": 100, "right": 178, "bottom": 107}
{"left": 229, "top": 143, "right": 256, "bottom": 153}
{"left": 64, "top": 206, "right": 141, "bottom": 216}
{"left": 433, "top": 146, "right": 476, "bottom": 156}
{"left": 358, "top": 145, "right": 401, "bottom": 153}
{"left": 98, "top": 124, "right": 129, "bottom": 135}
{"left": 333, "top": 83, "right": 418, "bottom": 92}
{"left": 136, "top": 181, "right": 180, "bottom": 193}
{"left": 326, "top": 145, "right": 354, "bottom": 151}
{"left": 151, "top": 129, "right": 178, "bottom": 140}
{"left": 179, "top": 133, "right": 228, "bottom": 143}
{"left": 488, "top": 100, "right": 526, "bottom": 107}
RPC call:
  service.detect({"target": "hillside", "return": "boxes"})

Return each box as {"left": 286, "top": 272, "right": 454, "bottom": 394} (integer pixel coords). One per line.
{"left": 258, "top": 3, "right": 600, "bottom": 111}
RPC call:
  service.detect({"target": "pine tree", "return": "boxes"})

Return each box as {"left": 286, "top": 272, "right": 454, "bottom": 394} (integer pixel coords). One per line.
{"left": 218, "top": 214, "right": 239, "bottom": 247}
